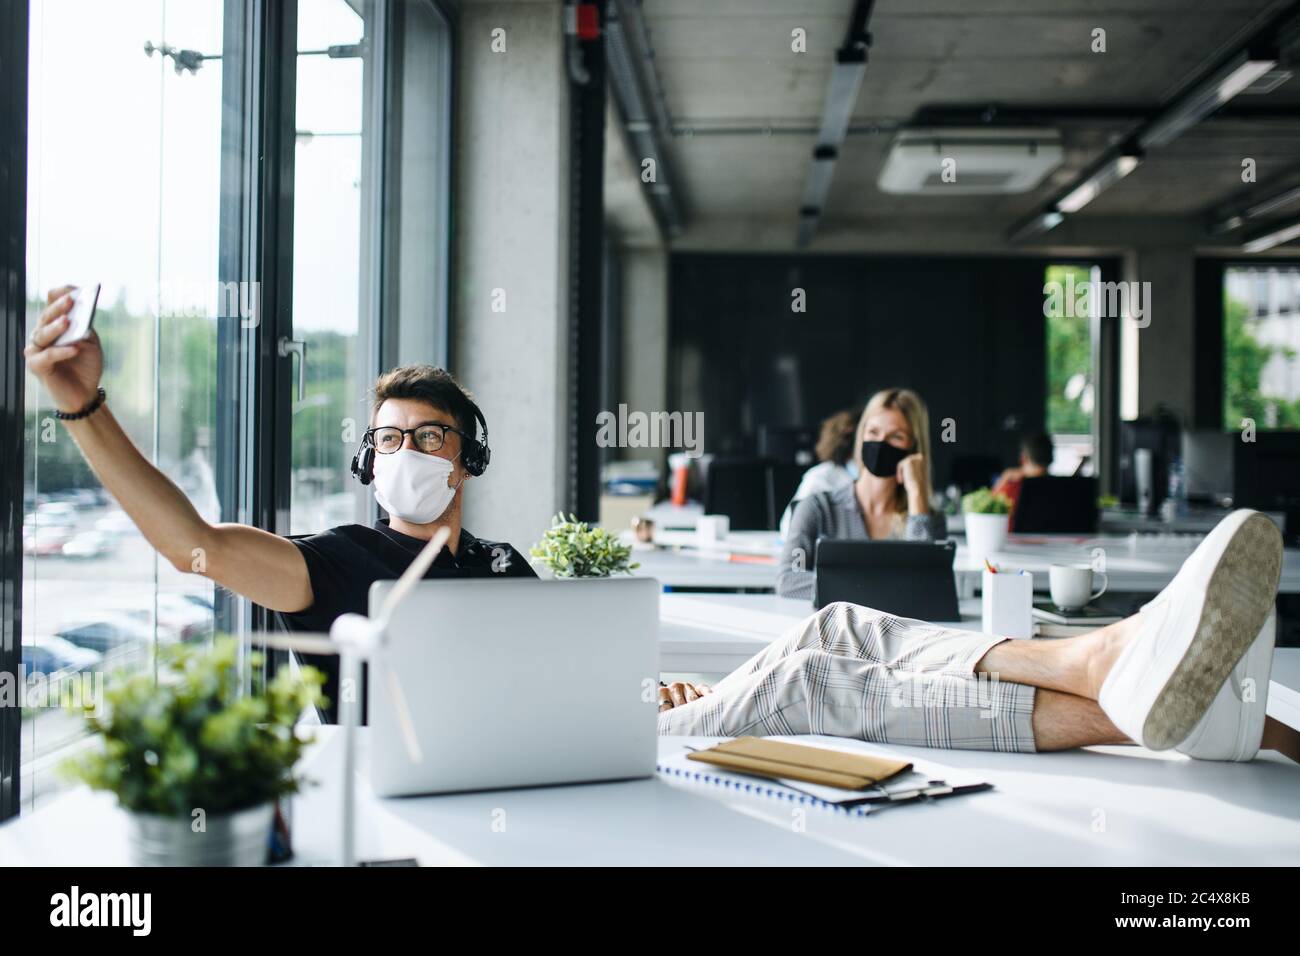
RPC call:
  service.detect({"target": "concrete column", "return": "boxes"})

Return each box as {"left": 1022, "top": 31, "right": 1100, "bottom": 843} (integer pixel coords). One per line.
{"left": 1125, "top": 246, "right": 1196, "bottom": 422}
{"left": 618, "top": 247, "right": 669, "bottom": 470}
{"left": 452, "top": 1, "right": 570, "bottom": 552}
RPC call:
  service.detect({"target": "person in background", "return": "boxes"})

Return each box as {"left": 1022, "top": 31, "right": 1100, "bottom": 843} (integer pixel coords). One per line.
{"left": 778, "top": 406, "right": 862, "bottom": 536}
{"left": 992, "top": 432, "right": 1054, "bottom": 509}
{"left": 776, "top": 388, "right": 946, "bottom": 600}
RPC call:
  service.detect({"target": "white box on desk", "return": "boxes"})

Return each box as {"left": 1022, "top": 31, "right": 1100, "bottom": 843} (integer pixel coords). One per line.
{"left": 982, "top": 569, "right": 1034, "bottom": 639}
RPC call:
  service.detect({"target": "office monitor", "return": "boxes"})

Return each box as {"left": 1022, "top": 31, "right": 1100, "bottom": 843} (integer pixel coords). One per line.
{"left": 1233, "top": 431, "right": 1300, "bottom": 544}
{"left": 1181, "top": 430, "right": 1235, "bottom": 504}
{"left": 758, "top": 424, "right": 818, "bottom": 466}
{"left": 1118, "top": 416, "right": 1180, "bottom": 510}
{"left": 1011, "top": 476, "right": 1099, "bottom": 534}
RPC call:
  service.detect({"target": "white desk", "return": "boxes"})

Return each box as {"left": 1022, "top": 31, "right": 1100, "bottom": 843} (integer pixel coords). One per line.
{"left": 4, "top": 725, "right": 1298, "bottom": 866}
{"left": 633, "top": 535, "right": 1300, "bottom": 595}
{"left": 946, "top": 508, "right": 1287, "bottom": 536}
{"left": 1100, "top": 508, "right": 1288, "bottom": 535}
{"left": 658, "top": 591, "right": 981, "bottom": 673}
{"left": 632, "top": 547, "right": 778, "bottom": 591}
{"left": 957, "top": 535, "right": 1300, "bottom": 596}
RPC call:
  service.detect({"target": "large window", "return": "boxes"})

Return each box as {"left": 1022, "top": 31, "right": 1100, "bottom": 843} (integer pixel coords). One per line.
{"left": 288, "top": 0, "right": 453, "bottom": 536}
{"left": 14, "top": 0, "right": 453, "bottom": 813}
{"left": 289, "top": 0, "right": 374, "bottom": 535}
{"left": 1223, "top": 266, "right": 1300, "bottom": 430}
{"left": 1044, "top": 262, "right": 1099, "bottom": 475}
{"left": 22, "top": 0, "right": 225, "bottom": 810}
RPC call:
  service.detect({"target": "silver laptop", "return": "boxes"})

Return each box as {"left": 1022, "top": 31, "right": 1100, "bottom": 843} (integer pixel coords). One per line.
{"left": 366, "top": 576, "right": 660, "bottom": 797}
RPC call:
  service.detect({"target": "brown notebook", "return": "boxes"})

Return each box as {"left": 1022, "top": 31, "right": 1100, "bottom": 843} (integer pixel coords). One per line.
{"left": 686, "top": 737, "right": 912, "bottom": 791}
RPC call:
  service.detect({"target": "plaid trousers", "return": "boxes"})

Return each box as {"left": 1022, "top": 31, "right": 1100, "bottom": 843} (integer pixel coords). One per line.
{"left": 657, "top": 601, "right": 1038, "bottom": 753}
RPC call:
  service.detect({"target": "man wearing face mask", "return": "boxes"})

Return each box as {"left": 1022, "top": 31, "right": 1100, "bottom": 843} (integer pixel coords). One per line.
{"left": 23, "top": 288, "right": 534, "bottom": 719}
{"left": 281, "top": 366, "right": 537, "bottom": 712}
{"left": 776, "top": 388, "right": 947, "bottom": 600}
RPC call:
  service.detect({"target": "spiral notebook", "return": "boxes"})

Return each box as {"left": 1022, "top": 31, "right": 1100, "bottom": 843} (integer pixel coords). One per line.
{"left": 657, "top": 738, "right": 992, "bottom": 816}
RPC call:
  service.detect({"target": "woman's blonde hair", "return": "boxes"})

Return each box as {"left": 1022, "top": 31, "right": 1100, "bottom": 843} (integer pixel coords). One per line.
{"left": 853, "top": 388, "right": 933, "bottom": 516}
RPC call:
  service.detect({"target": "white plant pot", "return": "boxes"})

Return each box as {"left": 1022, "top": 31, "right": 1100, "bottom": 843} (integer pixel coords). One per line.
{"left": 964, "top": 511, "right": 1009, "bottom": 562}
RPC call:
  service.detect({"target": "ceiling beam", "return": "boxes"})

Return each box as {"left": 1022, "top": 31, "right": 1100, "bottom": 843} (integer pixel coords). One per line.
{"left": 795, "top": 0, "right": 875, "bottom": 248}
{"left": 606, "top": 0, "right": 685, "bottom": 238}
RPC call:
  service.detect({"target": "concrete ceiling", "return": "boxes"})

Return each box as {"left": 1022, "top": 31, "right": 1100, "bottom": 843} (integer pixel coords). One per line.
{"left": 608, "top": 0, "right": 1300, "bottom": 252}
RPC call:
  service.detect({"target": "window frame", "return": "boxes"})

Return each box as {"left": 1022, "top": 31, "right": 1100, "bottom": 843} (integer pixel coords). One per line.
{"left": 0, "top": 0, "right": 30, "bottom": 824}
{"left": 1042, "top": 257, "right": 1123, "bottom": 492}
{"left": 378, "top": 0, "right": 455, "bottom": 377}
{"left": 215, "top": 0, "right": 299, "bottom": 662}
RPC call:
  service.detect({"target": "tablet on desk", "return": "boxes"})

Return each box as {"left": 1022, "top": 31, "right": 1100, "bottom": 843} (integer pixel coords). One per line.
{"left": 813, "top": 539, "right": 962, "bottom": 620}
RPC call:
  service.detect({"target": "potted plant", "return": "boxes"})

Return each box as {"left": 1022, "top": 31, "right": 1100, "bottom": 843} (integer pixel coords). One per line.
{"left": 63, "top": 638, "right": 325, "bottom": 867}
{"left": 962, "top": 487, "right": 1013, "bottom": 561}
{"left": 530, "top": 513, "right": 640, "bottom": 578}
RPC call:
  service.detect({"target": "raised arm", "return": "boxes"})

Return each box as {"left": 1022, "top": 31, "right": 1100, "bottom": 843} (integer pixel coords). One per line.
{"left": 23, "top": 286, "right": 313, "bottom": 614}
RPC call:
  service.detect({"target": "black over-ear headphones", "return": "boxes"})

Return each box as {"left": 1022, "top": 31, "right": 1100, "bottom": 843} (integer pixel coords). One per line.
{"left": 350, "top": 402, "right": 491, "bottom": 486}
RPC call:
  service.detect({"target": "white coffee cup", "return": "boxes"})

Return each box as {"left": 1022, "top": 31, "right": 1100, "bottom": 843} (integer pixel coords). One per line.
{"left": 697, "top": 514, "right": 730, "bottom": 545}
{"left": 1049, "top": 563, "right": 1108, "bottom": 610}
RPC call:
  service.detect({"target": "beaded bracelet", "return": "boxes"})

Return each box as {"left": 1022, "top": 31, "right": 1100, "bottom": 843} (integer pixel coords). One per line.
{"left": 54, "top": 387, "right": 107, "bottom": 421}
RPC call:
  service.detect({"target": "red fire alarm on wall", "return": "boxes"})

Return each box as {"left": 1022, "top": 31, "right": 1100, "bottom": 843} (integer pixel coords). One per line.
{"left": 568, "top": 3, "right": 599, "bottom": 41}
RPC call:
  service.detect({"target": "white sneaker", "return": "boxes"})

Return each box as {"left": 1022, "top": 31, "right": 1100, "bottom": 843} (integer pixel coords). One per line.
{"left": 1098, "top": 510, "right": 1282, "bottom": 751}
{"left": 1176, "top": 614, "right": 1275, "bottom": 761}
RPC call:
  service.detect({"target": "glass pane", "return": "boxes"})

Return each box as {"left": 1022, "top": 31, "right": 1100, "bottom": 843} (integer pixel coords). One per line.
{"left": 1223, "top": 266, "right": 1300, "bottom": 430}
{"left": 23, "top": 0, "right": 223, "bottom": 809}
{"left": 1044, "top": 263, "right": 1097, "bottom": 474}
{"left": 290, "top": 0, "right": 374, "bottom": 535}
{"left": 387, "top": 0, "right": 451, "bottom": 368}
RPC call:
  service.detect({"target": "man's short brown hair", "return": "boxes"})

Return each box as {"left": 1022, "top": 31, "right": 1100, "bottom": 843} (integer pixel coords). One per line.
{"left": 815, "top": 406, "right": 863, "bottom": 466}
{"left": 371, "top": 365, "right": 479, "bottom": 438}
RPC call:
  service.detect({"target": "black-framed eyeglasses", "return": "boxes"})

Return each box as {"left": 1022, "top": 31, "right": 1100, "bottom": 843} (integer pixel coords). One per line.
{"left": 366, "top": 422, "right": 471, "bottom": 456}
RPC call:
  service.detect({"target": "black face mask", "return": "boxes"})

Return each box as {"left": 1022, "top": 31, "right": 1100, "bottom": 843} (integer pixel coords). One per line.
{"left": 860, "top": 440, "right": 912, "bottom": 479}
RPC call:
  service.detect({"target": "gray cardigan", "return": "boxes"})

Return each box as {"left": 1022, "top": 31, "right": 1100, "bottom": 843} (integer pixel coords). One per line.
{"left": 776, "top": 483, "right": 948, "bottom": 600}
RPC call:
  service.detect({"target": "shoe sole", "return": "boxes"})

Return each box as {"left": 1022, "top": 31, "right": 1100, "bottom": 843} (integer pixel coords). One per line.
{"left": 1143, "top": 513, "right": 1283, "bottom": 750}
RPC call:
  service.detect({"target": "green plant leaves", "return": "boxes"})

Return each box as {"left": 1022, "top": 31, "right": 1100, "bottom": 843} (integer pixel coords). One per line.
{"left": 62, "top": 637, "right": 326, "bottom": 817}
{"left": 529, "top": 512, "right": 640, "bottom": 578}
{"left": 962, "top": 487, "right": 1013, "bottom": 515}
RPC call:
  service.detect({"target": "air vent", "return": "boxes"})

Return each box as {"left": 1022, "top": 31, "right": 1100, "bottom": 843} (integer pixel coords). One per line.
{"left": 878, "top": 127, "right": 1064, "bottom": 195}
{"left": 920, "top": 171, "right": 1018, "bottom": 189}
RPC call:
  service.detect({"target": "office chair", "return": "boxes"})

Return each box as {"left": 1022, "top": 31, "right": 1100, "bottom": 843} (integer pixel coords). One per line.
{"left": 1011, "top": 476, "right": 1100, "bottom": 534}
{"left": 699, "top": 456, "right": 771, "bottom": 531}
{"left": 767, "top": 462, "right": 808, "bottom": 529}
{"left": 757, "top": 425, "right": 818, "bottom": 466}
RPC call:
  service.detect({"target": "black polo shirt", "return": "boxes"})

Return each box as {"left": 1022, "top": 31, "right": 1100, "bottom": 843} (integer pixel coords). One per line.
{"left": 277, "top": 520, "right": 536, "bottom": 720}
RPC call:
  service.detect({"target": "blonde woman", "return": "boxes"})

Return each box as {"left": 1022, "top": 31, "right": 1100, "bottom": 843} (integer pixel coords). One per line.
{"left": 776, "top": 388, "right": 946, "bottom": 600}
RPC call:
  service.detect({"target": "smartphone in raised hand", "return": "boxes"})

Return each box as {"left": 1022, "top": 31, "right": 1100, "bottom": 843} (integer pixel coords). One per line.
{"left": 53, "top": 282, "right": 101, "bottom": 346}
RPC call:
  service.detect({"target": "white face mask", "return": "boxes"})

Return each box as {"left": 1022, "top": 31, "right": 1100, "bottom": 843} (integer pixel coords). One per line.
{"left": 372, "top": 448, "right": 460, "bottom": 525}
